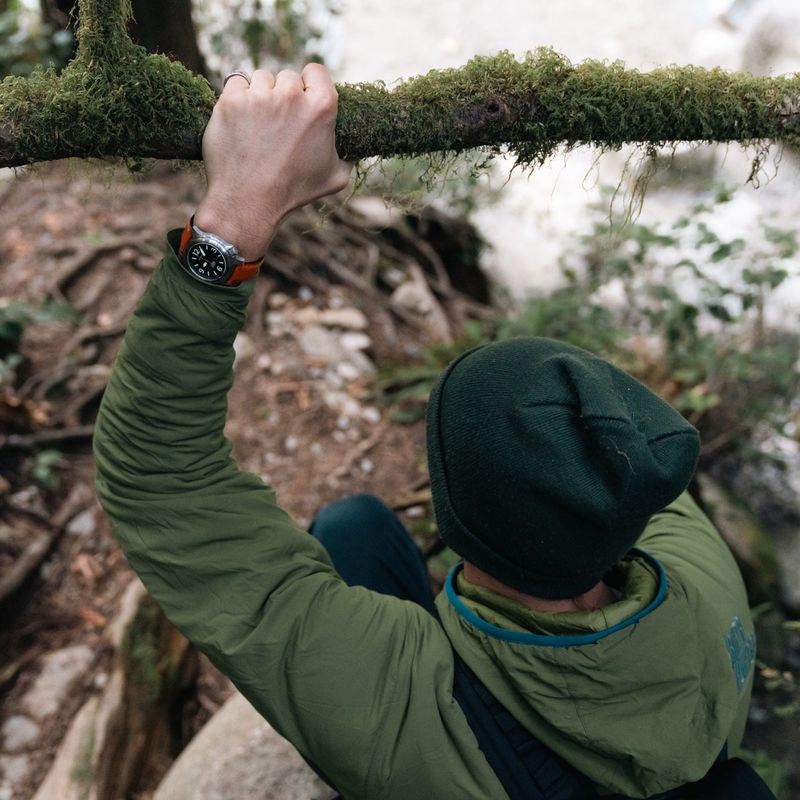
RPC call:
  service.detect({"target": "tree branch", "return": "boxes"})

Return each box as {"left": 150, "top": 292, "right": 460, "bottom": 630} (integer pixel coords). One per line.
{"left": 1, "top": 0, "right": 799, "bottom": 171}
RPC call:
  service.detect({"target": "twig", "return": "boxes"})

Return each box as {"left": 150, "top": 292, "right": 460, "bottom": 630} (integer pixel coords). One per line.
{"left": 330, "top": 422, "right": 388, "bottom": 481}
{"left": 0, "top": 531, "right": 51, "bottom": 604}
{"left": 391, "top": 488, "right": 433, "bottom": 510}
{"left": 4, "top": 424, "right": 95, "bottom": 449}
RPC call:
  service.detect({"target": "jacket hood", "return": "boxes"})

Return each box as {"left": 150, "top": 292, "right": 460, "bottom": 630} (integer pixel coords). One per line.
{"left": 436, "top": 549, "right": 753, "bottom": 798}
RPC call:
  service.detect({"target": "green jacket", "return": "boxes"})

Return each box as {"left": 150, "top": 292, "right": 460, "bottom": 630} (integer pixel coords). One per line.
{"left": 94, "top": 237, "right": 755, "bottom": 799}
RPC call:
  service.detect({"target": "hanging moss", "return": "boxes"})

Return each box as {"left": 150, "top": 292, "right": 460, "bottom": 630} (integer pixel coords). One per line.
{"left": 1, "top": 0, "right": 799, "bottom": 170}
{"left": 335, "top": 49, "right": 800, "bottom": 164}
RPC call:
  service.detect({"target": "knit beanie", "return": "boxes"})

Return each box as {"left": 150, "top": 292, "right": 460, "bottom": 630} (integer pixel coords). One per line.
{"left": 426, "top": 337, "right": 700, "bottom": 599}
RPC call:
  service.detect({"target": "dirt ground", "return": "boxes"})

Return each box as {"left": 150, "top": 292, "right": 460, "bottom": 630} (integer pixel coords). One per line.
{"left": 0, "top": 162, "right": 438, "bottom": 797}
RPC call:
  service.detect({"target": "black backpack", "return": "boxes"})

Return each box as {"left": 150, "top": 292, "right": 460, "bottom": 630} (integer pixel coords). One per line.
{"left": 451, "top": 653, "right": 777, "bottom": 800}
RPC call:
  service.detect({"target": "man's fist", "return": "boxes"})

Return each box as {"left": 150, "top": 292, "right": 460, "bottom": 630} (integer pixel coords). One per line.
{"left": 195, "top": 64, "right": 352, "bottom": 261}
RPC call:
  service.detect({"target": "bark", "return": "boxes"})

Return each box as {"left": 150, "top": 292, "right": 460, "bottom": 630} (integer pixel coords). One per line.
{"left": 47, "top": 0, "right": 208, "bottom": 75}
{"left": 128, "top": 0, "right": 207, "bottom": 76}
{"left": 0, "top": 0, "right": 799, "bottom": 168}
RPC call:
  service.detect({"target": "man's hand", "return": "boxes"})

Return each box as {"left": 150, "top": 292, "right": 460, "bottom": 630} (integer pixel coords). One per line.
{"left": 195, "top": 64, "right": 352, "bottom": 261}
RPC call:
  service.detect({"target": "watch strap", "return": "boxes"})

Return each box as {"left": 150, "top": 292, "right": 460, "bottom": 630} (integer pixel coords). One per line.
{"left": 178, "top": 218, "right": 263, "bottom": 286}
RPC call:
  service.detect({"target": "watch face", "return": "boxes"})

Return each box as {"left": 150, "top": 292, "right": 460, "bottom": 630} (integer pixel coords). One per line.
{"left": 186, "top": 242, "right": 229, "bottom": 283}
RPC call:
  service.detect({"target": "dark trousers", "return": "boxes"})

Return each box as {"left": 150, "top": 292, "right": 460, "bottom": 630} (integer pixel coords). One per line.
{"left": 310, "top": 493, "right": 437, "bottom": 615}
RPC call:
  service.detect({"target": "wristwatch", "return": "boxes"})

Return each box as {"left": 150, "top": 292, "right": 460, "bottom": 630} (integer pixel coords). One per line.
{"left": 178, "top": 217, "right": 263, "bottom": 286}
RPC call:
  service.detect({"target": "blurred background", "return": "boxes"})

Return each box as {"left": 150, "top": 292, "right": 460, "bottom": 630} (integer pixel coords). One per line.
{"left": 0, "top": 0, "right": 798, "bottom": 797}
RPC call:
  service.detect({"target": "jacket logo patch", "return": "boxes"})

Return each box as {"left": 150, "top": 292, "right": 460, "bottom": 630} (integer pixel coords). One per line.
{"left": 724, "top": 616, "right": 755, "bottom": 695}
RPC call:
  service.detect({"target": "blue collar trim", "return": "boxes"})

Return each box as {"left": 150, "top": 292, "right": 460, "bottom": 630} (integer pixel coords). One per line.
{"left": 444, "top": 548, "right": 668, "bottom": 648}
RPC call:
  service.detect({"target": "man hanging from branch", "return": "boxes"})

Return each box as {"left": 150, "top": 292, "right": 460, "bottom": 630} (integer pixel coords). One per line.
{"left": 93, "top": 63, "right": 774, "bottom": 799}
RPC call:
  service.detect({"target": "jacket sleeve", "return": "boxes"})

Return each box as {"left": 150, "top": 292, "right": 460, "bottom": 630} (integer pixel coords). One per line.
{"left": 93, "top": 234, "right": 502, "bottom": 799}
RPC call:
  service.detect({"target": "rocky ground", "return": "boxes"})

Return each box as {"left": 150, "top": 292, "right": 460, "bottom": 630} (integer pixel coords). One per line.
{"left": 0, "top": 162, "right": 797, "bottom": 799}
{"left": 0, "top": 162, "right": 486, "bottom": 798}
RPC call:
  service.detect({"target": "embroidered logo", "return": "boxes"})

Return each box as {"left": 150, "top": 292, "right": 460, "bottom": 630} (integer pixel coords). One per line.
{"left": 724, "top": 616, "right": 756, "bottom": 695}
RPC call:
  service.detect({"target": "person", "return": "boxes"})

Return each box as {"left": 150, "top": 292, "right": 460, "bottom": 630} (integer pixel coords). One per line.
{"left": 93, "top": 64, "right": 766, "bottom": 799}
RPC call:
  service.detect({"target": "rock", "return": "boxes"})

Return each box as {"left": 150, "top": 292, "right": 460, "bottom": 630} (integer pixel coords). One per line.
{"left": 291, "top": 306, "right": 321, "bottom": 327}
{"left": 336, "top": 362, "right": 362, "bottom": 382}
{"left": 284, "top": 435, "right": 299, "bottom": 453}
{"left": 298, "top": 325, "right": 374, "bottom": 376}
{"left": 154, "top": 692, "right": 335, "bottom": 800}
{"left": 317, "top": 308, "right": 368, "bottom": 331}
{"left": 708, "top": 441, "right": 800, "bottom": 611}
{"left": 391, "top": 280, "right": 435, "bottom": 316}
{"left": 107, "top": 578, "right": 147, "bottom": 650}
{"left": 233, "top": 332, "right": 255, "bottom": 368}
{"left": 360, "top": 406, "right": 382, "bottom": 424}
{"left": 1, "top": 715, "right": 39, "bottom": 751}
{"left": 696, "top": 474, "right": 780, "bottom": 594}
{"left": 390, "top": 277, "right": 452, "bottom": 341}
{"left": 268, "top": 292, "right": 289, "bottom": 309}
{"left": 0, "top": 754, "right": 29, "bottom": 788}
{"left": 340, "top": 332, "right": 372, "bottom": 352}
{"left": 21, "top": 644, "right": 94, "bottom": 721}
{"left": 35, "top": 582, "right": 194, "bottom": 800}
{"left": 32, "top": 693, "right": 101, "bottom": 800}
{"left": 65, "top": 509, "right": 96, "bottom": 538}
{"left": 298, "top": 325, "right": 342, "bottom": 364}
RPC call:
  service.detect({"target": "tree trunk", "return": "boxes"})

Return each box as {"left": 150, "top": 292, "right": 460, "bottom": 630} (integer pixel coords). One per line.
{"left": 43, "top": 0, "right": 207, "bottom": 75}
{"left": 0, "top": 0, "right": 799, "bottom": 168}
{"left": 130, "top": 0, "right": 208, "bottom": 75}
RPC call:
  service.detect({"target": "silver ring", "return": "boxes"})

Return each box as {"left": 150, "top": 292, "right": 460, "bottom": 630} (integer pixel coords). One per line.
{"left": 223, "top": 70, "right": 251, "bottom": 87}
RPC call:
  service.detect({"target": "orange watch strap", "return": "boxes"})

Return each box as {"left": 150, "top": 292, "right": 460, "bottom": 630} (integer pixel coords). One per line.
{"left": 227, "top": 259, "right": 263, "bottom": 286}
{"left": 179, "top": 217, "right": 263, "bottom": 286}
{"left": 179, "top": 219, "right": 193, "bottom": 254}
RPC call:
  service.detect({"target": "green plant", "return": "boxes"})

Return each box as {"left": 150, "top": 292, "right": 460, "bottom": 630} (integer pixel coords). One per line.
{"left": 0, "top": 1, "right": 73, "bottom": 78}
{"left": 207, "top": 0, "right": 334, "bottom": 73}
{"left": 0, "top": 300, "right": 75, "bottom": 387}
{"left": 29, "top": 449, "right": 64, "bottom": 491}
{"left": 376, "top": 188, "right": 800, "bottom": 464}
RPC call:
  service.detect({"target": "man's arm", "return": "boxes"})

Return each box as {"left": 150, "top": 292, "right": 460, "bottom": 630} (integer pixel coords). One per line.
{"left": 93, "top": 66, "right": 503, "bottom": 798}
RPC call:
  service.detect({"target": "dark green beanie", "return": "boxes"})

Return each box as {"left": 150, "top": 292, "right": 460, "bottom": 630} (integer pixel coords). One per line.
{"left": 426, "top": 337, "right": 699, "bottom": 599}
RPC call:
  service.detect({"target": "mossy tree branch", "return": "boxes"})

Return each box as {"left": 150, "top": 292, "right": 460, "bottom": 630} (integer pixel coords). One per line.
{"left": 1, "top": 0, "right": 799, "bottom": 168}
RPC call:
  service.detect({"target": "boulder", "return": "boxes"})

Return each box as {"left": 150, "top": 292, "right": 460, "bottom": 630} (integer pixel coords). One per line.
{"left": 153, "top": 692, "right": 335, "bottom": 800}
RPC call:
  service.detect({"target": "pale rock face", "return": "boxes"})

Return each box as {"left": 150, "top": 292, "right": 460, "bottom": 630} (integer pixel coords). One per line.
{"left": 153, "top": 693, "right": 336, "bottom": 800}
{"left": 21, "top": 645, "right": 94, "bottom": 721}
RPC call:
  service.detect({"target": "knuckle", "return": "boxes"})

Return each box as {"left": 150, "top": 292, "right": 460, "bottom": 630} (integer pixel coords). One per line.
{"left": 314, "top": 89, "right": 338, "bottom": 117}
{"left": 283, "top": 84, "right": 303, "bottom": 102}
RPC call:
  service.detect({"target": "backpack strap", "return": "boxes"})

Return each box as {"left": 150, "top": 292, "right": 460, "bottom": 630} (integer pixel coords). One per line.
{"left": 451, "top": 650, "right": 776, "bottom": 800}
{"left": 451, "top": 652, "right": 598, "bottom": 800}
{"left": 682, "top": 757, "right": 776, "bottom": 800}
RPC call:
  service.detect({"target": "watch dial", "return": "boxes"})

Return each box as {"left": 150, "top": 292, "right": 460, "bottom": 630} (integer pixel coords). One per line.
{"left": 186, "top": 242, "right": 228, "bottom": 282}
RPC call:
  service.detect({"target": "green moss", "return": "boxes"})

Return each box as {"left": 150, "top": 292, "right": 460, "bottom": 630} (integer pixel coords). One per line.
{"left": 70, "top": 727, "right": 96, "bottom": 793}
{"left": 336, "top": 49, "right": 800, "bottom": 166}
{"left": 0, "top": 46, "right": 215, "bottom": 165}
{"left": 2, "top": 7, "right": 800, "bottom": 172}
{"left": 121, "top": 596, "right": 163, "bottom": 705}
